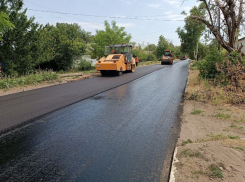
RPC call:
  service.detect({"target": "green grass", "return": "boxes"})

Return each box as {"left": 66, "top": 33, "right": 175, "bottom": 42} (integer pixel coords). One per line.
{"left": 181, "top": 139, "right": 193, "bottom": 146}
{"left": 214, "top": 113, "right": 231, "bottom": 120}
{"left": 191, "top": 109, "right": 203, "bottom": 115}
{"left": 180, "top": 149, "right": 202, "bottom": 158}
{"left": 0, "top": 71, "right": 59, "bottom": 90}
{"left": 228, "top": 135, "right": 240, "bottom": 139}
{"left": 138, "top": 60, "right": 160, "bottom": 67}
{"left": 233, "top": 147, "right": 244, "bottom": 151}
{"left": 230, "top": 123, "right": 238, "bottom": 128}
{"left": 209, "top": 165, "right": 223, "bottom": 178}
{"left": 218, "top": 108, "right": 223, "bottom": 111}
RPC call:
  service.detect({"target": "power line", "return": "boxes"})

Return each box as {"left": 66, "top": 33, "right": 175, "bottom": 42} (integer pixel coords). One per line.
{"left": 134, "top": 27, "right": 177, "bottom": 37}
{"left": 180, "top": 0, "right": 186, "bottom": 7}
{"left": 27, "top": 9, "right": 184, "bottom": 22}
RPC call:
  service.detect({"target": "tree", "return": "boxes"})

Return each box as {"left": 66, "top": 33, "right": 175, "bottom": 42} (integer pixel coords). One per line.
{"left": 0, "top": 12, "right": 14, "bottom": 41}
{"left": 144, "top": 44, "right": 157, "bottom": 52}
{"left": 91, "top": 20, "right": 132, "bottom": 59}
{"left": 40, "top": 23, "right": 87, "bottom": 71}
{"left": 0, "top": 0, "right": 41, "bottom": 76}
{"left": 156, "top": 35, "right": 169, "bottom": 58}
{"left": 191, "top": 0, "right": 245, "bottom": 60}
{"left": 176, "top": 5, "right": 206, "bottom": 59}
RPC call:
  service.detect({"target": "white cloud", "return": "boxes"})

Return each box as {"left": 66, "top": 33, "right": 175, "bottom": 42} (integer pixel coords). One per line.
{"left": 147, "top": 3, "right": 161, "bottom": 8}
{"left": 120, "top": 0, "right": 132, "bottom": 5}
{"left": 163, "top": 11, "right": 185, "bottom": 21}
{"left": 117, "top": 23, "right": 134, "bottom": 28}
{"left": 167, "top": 0, "right": 180, "bottom": 6}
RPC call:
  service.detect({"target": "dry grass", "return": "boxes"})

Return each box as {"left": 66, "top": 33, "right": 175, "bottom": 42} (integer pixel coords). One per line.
{"left": 185, "top": 69, "right": 245, "bottom": 106}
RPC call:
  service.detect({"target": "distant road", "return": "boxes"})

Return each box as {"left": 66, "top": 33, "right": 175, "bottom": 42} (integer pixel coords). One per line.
{"left": 0, "top": 61, "right": 182, "bottom": 133}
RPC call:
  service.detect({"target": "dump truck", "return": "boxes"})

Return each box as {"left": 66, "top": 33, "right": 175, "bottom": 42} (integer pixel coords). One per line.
{"left": 160, "top": 50, "right": 174, "bottom": 65}
{"left": 96, "top": 44, "right": 136, "bottom": 76}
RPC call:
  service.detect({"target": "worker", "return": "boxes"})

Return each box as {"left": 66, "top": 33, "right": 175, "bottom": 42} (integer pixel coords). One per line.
{"left": 135, "top": 56, "right": 139, "bottom": 66}
{"left": 111, "top": 49, "right": 115, "bottom": 54}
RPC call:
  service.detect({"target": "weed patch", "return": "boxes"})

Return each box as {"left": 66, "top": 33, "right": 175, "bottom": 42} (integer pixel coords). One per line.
{"left": 209, "top": 165, "right": 223, "bottom": 178}
{"left": 191, "top": 109, "right": 203, "bottom": 115}
{"left": 179, "top": 149, "right": 202, "bottom": 158}
{"left": 214, "top": 113, "right": 231, "bottom": 120}
{"left": 181, "top": 139, "right": 193, "bottom": 146}
{"left": 0, "top": 71, "right": 59, "bottom": 90}
{"left": 228, "top": 135, "right": 240, "bottom": 139}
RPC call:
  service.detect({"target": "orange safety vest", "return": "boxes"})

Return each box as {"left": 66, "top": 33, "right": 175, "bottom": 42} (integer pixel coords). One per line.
{"left": 135, "top": 57, "right": 139, "bottom": 62}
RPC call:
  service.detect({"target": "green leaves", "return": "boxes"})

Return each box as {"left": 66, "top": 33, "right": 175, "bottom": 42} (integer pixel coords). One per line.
{"left": 0, "top": 12, "right": 14, "bottom": 41}
{"left": 91, "top": 20, "right": 132, "bottom": 59}
{"left": 156, "top": 35, "right": 169, "bottom": 59}
{"left": 176, "top": 4, "right": 206, "bottom": 59}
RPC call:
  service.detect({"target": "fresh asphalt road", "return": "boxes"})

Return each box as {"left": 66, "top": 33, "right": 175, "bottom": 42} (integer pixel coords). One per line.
{"left": 0, "top": 60, "right": 189, "bottom": 181}
{"left": 1, "top": 61, "right": 182, "bottom": 133}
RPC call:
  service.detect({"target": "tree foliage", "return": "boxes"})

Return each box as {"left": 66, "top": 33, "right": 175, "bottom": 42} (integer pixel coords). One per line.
{"left": 0, "top": 0, "right": 41, "bottom": 76}
{"left": 191, "top": 0, "right": 245, "bottom": 56}
{"left": 156, "top": 35, "right": 169, "bottom": 58}
{"left": 0, "top": 0, "right": 91, "bottom": 76}
{"left": 0, "top": 12, "right": 14, "bottom": 41}
{"left": 40, "top": 23, "right": 88, "bottom": 71}
{"left": 91, "top": 21, "right": 132, "bottom": 59}
{"left": 176, "top": 5, "right": 206, "bottom": 59}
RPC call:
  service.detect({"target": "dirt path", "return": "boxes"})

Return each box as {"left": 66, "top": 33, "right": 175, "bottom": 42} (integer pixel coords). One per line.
{"left": 171, "top": 70, "right": 245, "bottom": 182}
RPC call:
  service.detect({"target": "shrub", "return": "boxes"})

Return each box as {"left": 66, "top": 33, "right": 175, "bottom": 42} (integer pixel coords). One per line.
{"left": 196, "top": 49, "right": 223, "bottom": 79}
{"left": 79, "top": 60, "right": 93, "bottom": 71}
{"left": 146, "top": 53, "right": 157, "bottom": 61}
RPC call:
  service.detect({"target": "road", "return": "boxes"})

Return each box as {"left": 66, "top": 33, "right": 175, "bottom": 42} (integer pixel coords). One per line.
{"left": 0, "top": 60, "right": 189, "bottom": 181}
{"left": 1, "top": 62, "right": 179, "bottom": 133}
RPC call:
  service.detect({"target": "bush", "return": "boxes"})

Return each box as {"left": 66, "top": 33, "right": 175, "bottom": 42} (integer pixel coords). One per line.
{"left": 146, "top": 53, "right": 157, "bottom": 61}
{"left": 79, "top": 60, "right": 93, "bottom": 71}
{"left": 196, "top": 50, "right": 223, "bottom": 79}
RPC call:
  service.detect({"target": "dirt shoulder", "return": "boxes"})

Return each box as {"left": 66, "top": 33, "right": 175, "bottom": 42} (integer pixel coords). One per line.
{"left": 171, "top": 70, "right": 245, "bottom": 182}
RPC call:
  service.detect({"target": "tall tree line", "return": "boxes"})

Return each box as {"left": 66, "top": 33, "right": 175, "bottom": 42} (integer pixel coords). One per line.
{"left": 0, "top": 0, "right": 91, "bottom": 76}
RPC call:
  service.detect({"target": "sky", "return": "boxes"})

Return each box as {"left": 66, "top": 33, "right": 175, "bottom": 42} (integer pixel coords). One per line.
{"left": 23, "top": 0, "right": 201, "bottom": 46}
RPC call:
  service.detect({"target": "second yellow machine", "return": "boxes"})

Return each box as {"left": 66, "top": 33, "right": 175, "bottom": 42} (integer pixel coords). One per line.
{"left": 96, "top": 44, "right": 136, "bottom": 76}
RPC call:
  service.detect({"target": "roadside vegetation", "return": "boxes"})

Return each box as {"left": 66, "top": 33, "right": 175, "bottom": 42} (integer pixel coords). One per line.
{"left": 174, "top": 1, "right": 245, "bottom": 181}
{"left": 0, "top": 0, "right": 182, "bottom": 90}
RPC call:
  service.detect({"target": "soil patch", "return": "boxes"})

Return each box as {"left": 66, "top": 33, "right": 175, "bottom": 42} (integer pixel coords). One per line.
{"left": 172, "top": 70, "right": 245, "bottom": 182}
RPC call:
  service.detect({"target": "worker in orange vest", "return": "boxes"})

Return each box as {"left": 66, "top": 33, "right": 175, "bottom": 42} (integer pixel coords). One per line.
{"left": 135, "top": 56, "right": 139, "bottom": 66}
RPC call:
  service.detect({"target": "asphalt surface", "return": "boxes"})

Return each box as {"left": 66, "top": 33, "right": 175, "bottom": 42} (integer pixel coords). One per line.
{"left": 0, "top": 60, "right": 189, "bottom": 181}
{"left": 1, "top": 63, "right": 177, "bottom": 133}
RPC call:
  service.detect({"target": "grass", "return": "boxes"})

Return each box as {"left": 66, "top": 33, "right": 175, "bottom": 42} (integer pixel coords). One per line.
{"left": 228, "top": 135, "right": 240, "bottom": 139}
{"left": 179, "top": 149, "right": 202, "bottom": 158}
{"left": 230, "top": 123, "right": 238, "bottom": 128}
{"left": 197, "top": 134, "right": 228, "bottom": 142}
{"left": 233, "top": 147, "right": 244, "bottom": 151}
{"left": 181, "top": 139, "right": 193, "bottom": 146}
{"left": 214, "top": 113, "right": 231, "bottom": 120}
{"left": 138, "top": 60, "right": 160, "bottom": 67}
{"left": 0, "top": 71, "right": 59, "bottom": 90}
{"left": 191, "top": 109, "right": 203, "bottom": 115}
{"left": 209, "top": 165, "right": 223, "bottom": 178}
{"left": 185, "top": 69, "right": 245, "bottom": 105}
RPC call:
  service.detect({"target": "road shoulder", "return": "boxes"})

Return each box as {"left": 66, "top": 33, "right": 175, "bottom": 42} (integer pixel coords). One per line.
{"left": 170, "top": 70, "right": 245, "bottom": 182}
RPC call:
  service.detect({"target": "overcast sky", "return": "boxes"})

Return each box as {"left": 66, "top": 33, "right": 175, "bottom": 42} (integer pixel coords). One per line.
{"left": 23, "top": 0, "right": 201, "bottom": 46}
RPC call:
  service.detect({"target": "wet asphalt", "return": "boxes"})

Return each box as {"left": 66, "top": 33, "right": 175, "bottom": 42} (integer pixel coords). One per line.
{"left": 0, "top": 60, "right": 189, "bottom": 182}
